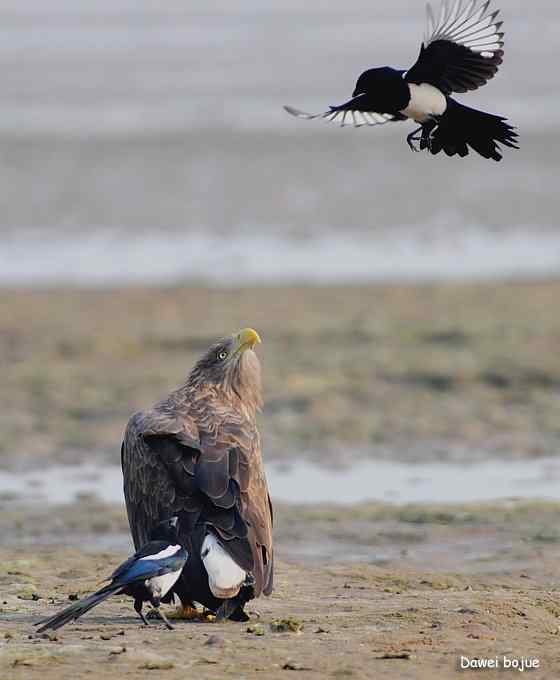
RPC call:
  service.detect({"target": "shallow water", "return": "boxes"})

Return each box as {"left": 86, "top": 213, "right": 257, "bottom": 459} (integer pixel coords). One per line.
{"left": 3, "top": 225, "right": 560, "bottom": 286}
{"left": 3, "top": 456, "right": 560, "bottom": 506}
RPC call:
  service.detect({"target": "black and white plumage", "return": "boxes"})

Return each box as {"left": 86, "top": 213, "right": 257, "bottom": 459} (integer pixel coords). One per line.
{"left": 121, "top": 328, "right": 273, "bottom": 624}
{"left": 285, "top": 0, "right": 518, "bottom": 161}
{"left": 35, "top": 518, "right": 187, "bottom": 632}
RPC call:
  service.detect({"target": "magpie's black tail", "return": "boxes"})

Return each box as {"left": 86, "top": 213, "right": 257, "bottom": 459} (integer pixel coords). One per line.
{"left": 35, "top": 584, "right": 121, "bottom": 632}
{"left": 431, "top": 98, "right": 519, "bottom": 161}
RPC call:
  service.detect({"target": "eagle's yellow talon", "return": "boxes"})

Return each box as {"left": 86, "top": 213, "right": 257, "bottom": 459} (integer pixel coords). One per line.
{"left": 166, "top": 606, "right": 217, "bottom": 621}
{"left": 167, "top": 605, "right": 201, "bottom": 620}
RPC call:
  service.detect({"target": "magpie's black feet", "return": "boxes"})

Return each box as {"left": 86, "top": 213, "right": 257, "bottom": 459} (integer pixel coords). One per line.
{"left": 420, "top": 133, "right": 432, "bottom": 151}
{"left": 134, "top": 600, "right": 150, "bottom": 626}
{"left": 145, "top": 608, "right": 160, "bottom": 620}
{"left": 407, "top": 121, "right": 437, "bottom": 153}
{"left": 406, "top": 131, "right": 421, "bottom": 152}
{"left": 145, "top": 606, "right": 175, "bottom": 629}
{"left": 157, "top": 608, "right": 175, "bottom": 631}
{"left": 407, "top": 130, "right": 435, "bottom": 153}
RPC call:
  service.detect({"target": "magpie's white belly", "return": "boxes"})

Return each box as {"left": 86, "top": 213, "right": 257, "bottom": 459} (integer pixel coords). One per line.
{"left": 400, "top": 83, "right": 447, "bottom": 122}
{"left": 147, "top": 568, "right": 182, "bottom": 599}
{"left": 201, "top": 533, "right": 246, "bottom": 599}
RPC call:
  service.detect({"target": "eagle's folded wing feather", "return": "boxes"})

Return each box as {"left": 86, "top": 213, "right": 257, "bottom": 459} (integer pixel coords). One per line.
{"left": 121, "top": 407, "right": 273, "bottom": 597}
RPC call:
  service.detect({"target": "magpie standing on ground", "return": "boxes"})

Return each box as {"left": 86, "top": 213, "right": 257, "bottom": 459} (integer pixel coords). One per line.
{"left": 285, "top": 0, "right": 518, "bottom": 160}
{"left": 35, "top": 517, "right": 187, "bottom": 632}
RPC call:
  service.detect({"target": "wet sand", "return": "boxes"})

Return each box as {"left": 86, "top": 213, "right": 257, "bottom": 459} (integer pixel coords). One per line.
{"left": 2, "top": 494, "right": 560, "bottom": 677}
{"left": 3, "top": 493, "right": 560, "bottom": 570}
{"left": 2, "top": 546, "right": 560, "bottom": 680}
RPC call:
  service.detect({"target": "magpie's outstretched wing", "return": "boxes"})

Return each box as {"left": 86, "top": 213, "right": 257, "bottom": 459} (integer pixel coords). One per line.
{"left": 405, "top": 0, "right": 504, "bottom": 95}
{"left": 121, "top": 405, "right": 273, "bottom": 598}
{"left": 284, "top": 96, "right": 402, "bottom": 128}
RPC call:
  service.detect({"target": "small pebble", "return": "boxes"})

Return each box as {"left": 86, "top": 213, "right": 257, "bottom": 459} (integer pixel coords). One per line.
{"left": 109, "top": 646, "right": 126, "bottom": 655}
{"left": 282, "top": 661, "right": 312, "bottom": 671}
{"left": 247, "top": 624, "right": 265, "bottom": 636}
{"left": 270, "top": 618, "right": 304, "bottom": 634}
{"left": 139, "top": 659, "right": 175, "bottom": 670}
{"left": 376, "top": 651, "right": 412, "bottom": 660}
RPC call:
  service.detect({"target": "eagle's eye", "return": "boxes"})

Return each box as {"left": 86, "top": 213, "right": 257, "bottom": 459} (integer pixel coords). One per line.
{"left": 217, "top": 350, "right": 228, "bottom": 361}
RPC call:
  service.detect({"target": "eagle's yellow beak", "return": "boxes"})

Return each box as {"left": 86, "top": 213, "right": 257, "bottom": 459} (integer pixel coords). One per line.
{"left": 234, "top": 327, "right": 261, "bottom": 352}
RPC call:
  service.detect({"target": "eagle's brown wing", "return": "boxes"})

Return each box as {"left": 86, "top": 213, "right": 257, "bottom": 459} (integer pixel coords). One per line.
{"left": 121, "top": 405, "right": 273, "bottom": 597}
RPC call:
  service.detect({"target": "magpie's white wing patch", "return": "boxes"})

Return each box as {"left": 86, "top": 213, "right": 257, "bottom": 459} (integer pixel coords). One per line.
{"left": 139, "top": 544, "right": 182, "bottom": 561}
{"left": 425, "top": 0, "right": 503, "bottom": 57}
{"left": 284, "top": 105, "right": 394, "bottom": 128}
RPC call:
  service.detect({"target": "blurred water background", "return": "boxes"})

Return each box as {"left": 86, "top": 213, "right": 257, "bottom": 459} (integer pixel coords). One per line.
{"left": 0, "top": 0, "right": 558, "bottom": 285}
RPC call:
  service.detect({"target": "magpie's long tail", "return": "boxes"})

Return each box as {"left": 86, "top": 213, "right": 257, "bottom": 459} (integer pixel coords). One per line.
{"left": 35, "top": 583, "right": 122, "bottom": 632}
{"left": 430, "top": 98, "right": 519, "bottom": 161}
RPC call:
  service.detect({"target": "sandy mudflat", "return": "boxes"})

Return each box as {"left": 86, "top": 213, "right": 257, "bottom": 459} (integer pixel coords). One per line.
{"left": 2, "top": 280, "right": 560, "bottom": 677}
{"left": 1, "top": 548, "right": 560, "bottom": 680}
{"left": 2, "top": 280, "right": 560, "bottom": 468}
{"left": 2, "top": 497, "right": 560, "bottom": 678}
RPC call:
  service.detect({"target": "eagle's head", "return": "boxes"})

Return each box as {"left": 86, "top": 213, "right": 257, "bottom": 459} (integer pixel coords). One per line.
{"left": 188, "top": 328, "right": 263, "bottom": 413}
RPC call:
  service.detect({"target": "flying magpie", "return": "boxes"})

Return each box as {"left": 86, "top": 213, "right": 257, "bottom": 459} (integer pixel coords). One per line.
{"left": 35, "top": 517, "right": 187, "bottom": 632}
{"left": 284, "top": 0, "right": 518, "bottom": 161}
